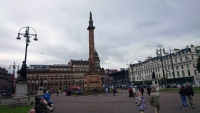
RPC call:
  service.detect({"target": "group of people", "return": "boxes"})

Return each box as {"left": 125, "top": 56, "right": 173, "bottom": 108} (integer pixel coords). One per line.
{"left": 94, "top": 86, "right": 117, "bottom": 96}
{"left": 135, "top": 86, "right": 160, "bottom": 113}
{"left": 128, "top": 86, "right": 136, "bottom": 98}
{"left": 29, "top": 95, "right": 55, "bottom": 113}
{"left": 179, "top": 83, "right": 194, "bottom": 110}
{"left": 134, "top": 83, "right": 195, "bottom": 113}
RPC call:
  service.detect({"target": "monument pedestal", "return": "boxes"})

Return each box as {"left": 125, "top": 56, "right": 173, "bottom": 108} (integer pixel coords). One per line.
{"left": 152, "top": 79, "right": 159, "bottom": 87}
{"left": 85, "top": 69, "right": 103, "bottom": 92}
{"left": 10, "top": 80, "right": 31, "bottom": 106}
{"left": 37, "top": 86, "right": 44, "bottom": 97}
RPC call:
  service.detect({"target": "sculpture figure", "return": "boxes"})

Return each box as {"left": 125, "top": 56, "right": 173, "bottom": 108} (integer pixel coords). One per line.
{"left": 90, "top": 11, "right": 92, "bottom": 20}
{"left": 20, "top": 61, "right": 27, "bottom": 80}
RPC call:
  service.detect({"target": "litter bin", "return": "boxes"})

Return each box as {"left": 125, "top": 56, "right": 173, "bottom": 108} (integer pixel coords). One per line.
{"left": 65, "top": 92, "right": 68, "bottom": 96}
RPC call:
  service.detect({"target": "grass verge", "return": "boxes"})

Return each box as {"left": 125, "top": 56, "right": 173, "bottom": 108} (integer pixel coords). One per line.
{"left": 159, "top": 87, "right": 200, "bottom": 92}
{"left": 0, "top": 105, "right": 32, "bottom": 113}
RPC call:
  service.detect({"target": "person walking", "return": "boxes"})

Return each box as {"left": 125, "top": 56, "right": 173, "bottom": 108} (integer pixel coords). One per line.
{"left": 135, "top": 91, "right": 146, "bottom": 113}
{"left": 185, "top": 83, "right": 194, "bottom": 109}
{"left": 133, "top": 86, "right": 136, "bottom": 97}
{"left": 113, "top": 86, "right": 116, "bottom": 96}
{"left": 179, "top": 85, "right": 188, "bottom": 110}
{"left": 56, "top": 90, "right": 59, "bottom": 96}
{"left": 128, "top": 87, "right": 134, "bottom": 98}
{"left": 150, "top": 88, "right": 160, "bottom": 113}
{"left": 147, "top": 86, "right": 151, "bottom": 98}
{"left": 93, "top": 87, "right": 97, "bottom": 96}
{"left": 139, "top": 86, "right": 144, "bottom": 96}
{"left": 105, "top": 87, "right": 108, "bottom": 96}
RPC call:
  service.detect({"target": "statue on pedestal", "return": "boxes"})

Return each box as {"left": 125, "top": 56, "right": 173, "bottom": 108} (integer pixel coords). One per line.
{"left": 20, "top": 61, "right": 27, "bottom": 80}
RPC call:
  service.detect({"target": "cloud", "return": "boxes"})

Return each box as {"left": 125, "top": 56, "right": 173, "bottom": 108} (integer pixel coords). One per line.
{"left": 0, "top": 0, "right": 200, "bottom": 73}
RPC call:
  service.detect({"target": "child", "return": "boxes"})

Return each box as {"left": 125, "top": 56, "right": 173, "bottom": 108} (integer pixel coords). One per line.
{"left": 135, "top": 91, "right": 146, "bottom": 113}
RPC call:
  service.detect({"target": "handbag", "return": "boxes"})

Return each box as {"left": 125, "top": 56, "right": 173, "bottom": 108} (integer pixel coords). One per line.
{"left": 137, "top": 98, "right": 142, "bottom": 106}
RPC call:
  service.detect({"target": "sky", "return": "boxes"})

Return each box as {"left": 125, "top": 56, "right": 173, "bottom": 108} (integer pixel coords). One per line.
{"left": 0, "top": 0, "right": 200, "bottom": 75}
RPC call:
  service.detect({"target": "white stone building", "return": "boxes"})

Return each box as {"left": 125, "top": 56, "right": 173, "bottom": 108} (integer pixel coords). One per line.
{"left": 129, "top": 45, "right": 200, "bottom": 87}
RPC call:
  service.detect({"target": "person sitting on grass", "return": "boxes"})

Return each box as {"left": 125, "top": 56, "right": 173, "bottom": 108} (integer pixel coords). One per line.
{"left": 40, "top": 97, "right": 55, "bottom": 112}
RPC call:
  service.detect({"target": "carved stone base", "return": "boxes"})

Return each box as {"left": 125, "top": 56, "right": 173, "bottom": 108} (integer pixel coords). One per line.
{"left": 85, "top": 74, "right": 103, "bottom": 90}
{"left": 152, "top": 79, "right": 159, "bottom": 87}
{"left": 11, "top": 96, "right": 31, "bottom": 106}
{"left": 15, "top": 80, "right": 28, "bottom": 97}
{"left": 8, "top": 80, "right": 31, "bottom": 106}
{"left": 37, "top": 86, "right": 44, "bottom": 96}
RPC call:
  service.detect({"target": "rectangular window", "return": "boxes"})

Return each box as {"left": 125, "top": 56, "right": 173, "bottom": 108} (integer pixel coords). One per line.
{"left": 192, "top": 55, "right": 194, "bottom": 60}
{"left": 193, "top": 63, "right": 196, "bottom": 68}
{"left": 166, "top": 73, "right": 168, "bottom": 77}
{"left": 169, "top": 73, "right": 171, "bottom": 77}
{"left": 177, "top": 72, "right": 180, "bottom": 77}
{"left": 185, "top": 56, "right": 188, "bottom": 61}
{"left": 188, "top": 70, "right": 190, "bottom": 76}
{"left": 187, "top": 64, "right": 189, "bottom": 68}
{"left": 175, "top": 59, "right": 177, "bottom": 63}
{"left": 176, "top": 66, "right": 179, "bottom": 70}
{"left": 194, "top": 70, "right": 197, "bottom": 75}
{"left": 180, "top": 57, "right": 182, "bottom": 62}
{"left": 182, "top": 70, "right": 185, "bottom": 77}
{"left": 181, "top": 65, "right": 184, "bottom": 69}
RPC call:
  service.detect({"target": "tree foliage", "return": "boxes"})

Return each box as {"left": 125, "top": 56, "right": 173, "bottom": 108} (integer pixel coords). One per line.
{"left": 196, "top": 56, "right": 200, "bottom": 73}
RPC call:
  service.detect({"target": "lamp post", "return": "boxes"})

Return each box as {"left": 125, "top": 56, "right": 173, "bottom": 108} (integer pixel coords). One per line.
{"left": 156, "top": 45, "right": 167, "bottom": 90}
{"left": 168, "top": 46, "right": 176, "bottom": 85}
{"left": 125, "top": 62, "right": 129, "bottom": 85}
{"left": 16, "top": 26, "right": 38, "bottom": 80}
{"left": 9, "top": 62, "right": 19, "bottom": 93}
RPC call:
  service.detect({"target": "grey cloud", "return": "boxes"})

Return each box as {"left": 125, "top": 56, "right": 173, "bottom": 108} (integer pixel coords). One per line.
{"left": 0, "top": 0, "right": 200, "bottom": 73}
{"left": 135, "top": 20, "right": 162, "bottom": 29}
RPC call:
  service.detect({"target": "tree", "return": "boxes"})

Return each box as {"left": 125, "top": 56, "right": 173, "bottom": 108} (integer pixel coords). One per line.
{"left": 196, "top": 56, "right": 200, "bottom": 73}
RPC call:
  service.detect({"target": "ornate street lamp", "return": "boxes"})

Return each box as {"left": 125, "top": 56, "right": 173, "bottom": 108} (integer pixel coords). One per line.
{"left": 16, "top": 26, "right": 38, "bottom": 80}
{"left": 156, "top": 45, "right": 167, "bottom": 90}
{"left": 168, "top": 46, "right": 176, "bottom": 86}
{"left": 9, "top": 62, "right": 19, "bottom": 93}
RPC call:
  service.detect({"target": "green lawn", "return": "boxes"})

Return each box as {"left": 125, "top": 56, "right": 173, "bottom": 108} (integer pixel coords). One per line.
{"left": 159, "top": 87, "right": 200, "bottom": 92}
{"left": 0, "top": 105, "right": 32, "bottom": 113}
{"left": 28, "top": 94, "right": 36, "bottom": 97}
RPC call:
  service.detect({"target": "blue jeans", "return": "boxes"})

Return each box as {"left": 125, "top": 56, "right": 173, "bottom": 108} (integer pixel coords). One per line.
{"left": 113, "top": 91, "right": 116, "bottom": 96}
{"left": 105, "top": 91, "right": 108, "bottom": 96}
{"left": 180, "top": 96, "right": 188, "bottom": 108}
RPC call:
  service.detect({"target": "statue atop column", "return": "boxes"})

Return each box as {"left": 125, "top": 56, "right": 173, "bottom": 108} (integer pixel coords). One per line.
{"left": 20, "top": 61, "right": 27, "bottom": 80}
{"left": 90, "top": 11, "right": 92, "bottom": 20}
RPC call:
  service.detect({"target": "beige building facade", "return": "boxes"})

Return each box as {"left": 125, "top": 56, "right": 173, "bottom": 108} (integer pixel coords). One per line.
{"left": 129, "top": 45, "right": 200, "bottom": 87}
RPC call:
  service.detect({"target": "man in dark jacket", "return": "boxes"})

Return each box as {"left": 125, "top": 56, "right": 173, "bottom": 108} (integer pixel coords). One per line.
{"left": 93, "top": 87, "right": 97, "bottom": 96}
{"left": 139, "top": 86, "right": 144, "bottom": 96}
{"left": 185, "top": 83, "right": 194, "bottom": 109}
{"left": 147, "top": 86, "right": 151, "bottom": 98}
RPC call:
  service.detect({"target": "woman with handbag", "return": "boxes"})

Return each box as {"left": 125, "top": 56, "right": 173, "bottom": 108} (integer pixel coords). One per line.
{"left": 135, "top": 91, "right": 146, "bottom": 113}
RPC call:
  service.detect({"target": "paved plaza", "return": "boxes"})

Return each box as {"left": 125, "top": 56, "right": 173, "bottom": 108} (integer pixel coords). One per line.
{"left": 1, "top": 90, "right": 200, "bottom": 113}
